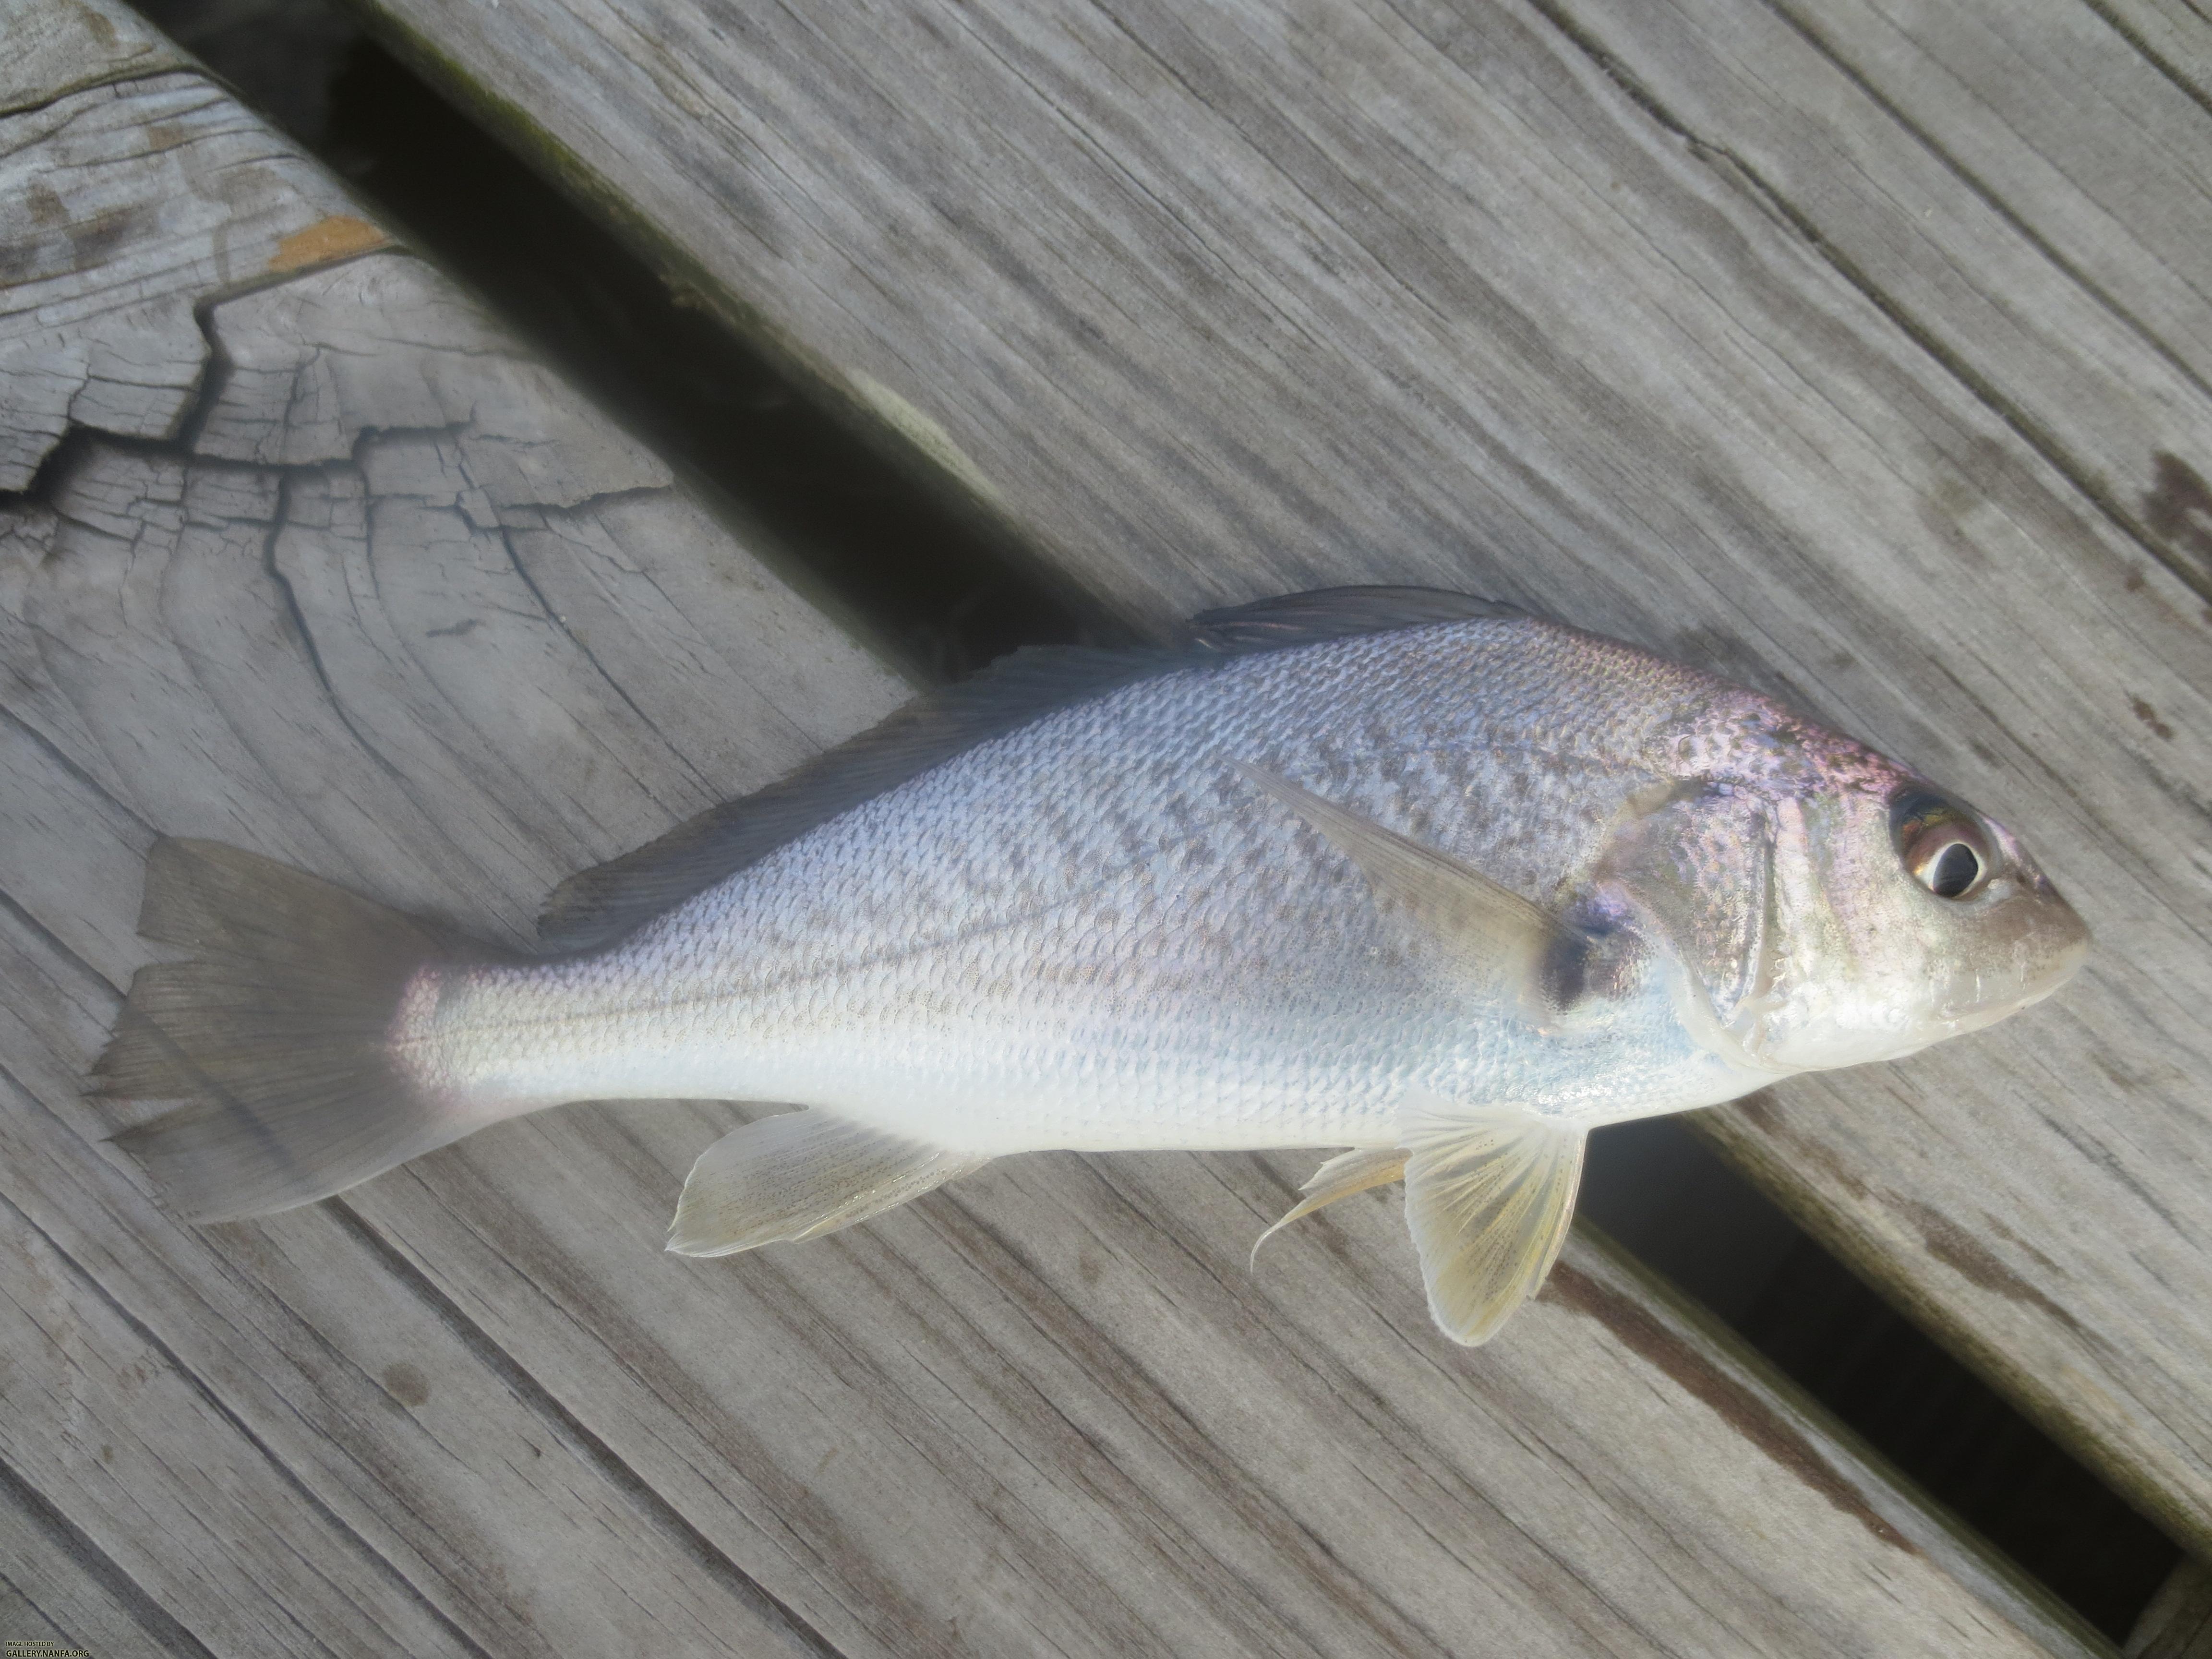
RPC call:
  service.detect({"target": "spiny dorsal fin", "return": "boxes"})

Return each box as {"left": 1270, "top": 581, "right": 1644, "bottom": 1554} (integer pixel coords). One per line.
{"left": 541, "top": 587, "right": 1523, "bottom": 951}
{"left": 1400, "top": 1093, "right": 1586, "bottom": 1346}
{"left": 666, "top": 1109, "right": 991, "bottom": 1256}
{"left": 1250, "top": 1144, "right": 1409, "bottom": 1265}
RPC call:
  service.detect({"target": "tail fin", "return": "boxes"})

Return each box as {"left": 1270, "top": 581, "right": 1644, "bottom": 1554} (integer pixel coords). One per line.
{"left": 94, "top": 839, "right": 479, "bottom": 1223}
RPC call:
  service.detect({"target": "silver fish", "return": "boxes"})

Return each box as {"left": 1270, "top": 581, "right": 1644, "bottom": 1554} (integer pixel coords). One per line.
{"left": 96, "top": 589, "right": 2088, "bottom": 1344}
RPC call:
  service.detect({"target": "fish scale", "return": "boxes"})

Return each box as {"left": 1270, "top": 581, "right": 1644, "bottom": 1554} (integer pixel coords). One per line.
{"left": 398, "top": 620, "right": 1784, "bottom": 1147}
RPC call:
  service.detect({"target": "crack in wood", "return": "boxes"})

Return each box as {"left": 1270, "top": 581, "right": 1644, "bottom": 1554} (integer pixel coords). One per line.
{"left": 2, "top": 0, "right": 2174, "bottom": 1648}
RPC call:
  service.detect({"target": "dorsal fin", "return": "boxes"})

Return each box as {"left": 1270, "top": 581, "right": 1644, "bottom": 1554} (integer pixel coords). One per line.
{"left": 539, "top": 587, "right": 1522, "bottom": 950}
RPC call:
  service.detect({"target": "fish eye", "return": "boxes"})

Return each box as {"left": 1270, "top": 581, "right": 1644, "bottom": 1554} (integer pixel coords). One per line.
{"left": 1890, "top": 790, "right": 1994, "bottom": 901}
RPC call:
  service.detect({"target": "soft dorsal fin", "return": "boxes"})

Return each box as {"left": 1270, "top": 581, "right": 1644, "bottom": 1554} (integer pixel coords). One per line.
{"left": 540, "top": 587, "right": 1522, "bottom": 950}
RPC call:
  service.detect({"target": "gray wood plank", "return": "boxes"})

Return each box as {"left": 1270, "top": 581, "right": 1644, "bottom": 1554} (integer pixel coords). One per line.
{"left": 1551, "top": 0, "right": 2212, "bottom": 586}
{"left": 0, "top": 1147, "right": 476, "bottom": 1659}
{"left": 0, "top": 67, "right": 391, "bottom": 491}
{"left": 0, "top": 0, "right": 187, "bottom": 117}
{"left": 2090, "top": 1, "right": 2212, "bottom": 117}
{"left": 0, "top": 1449, "right": 212, "bottom": 1659}
{"left": 336, "top": 0, "right": 2212, "bottom": 1552}
{"left": 0, "top": 3, "right": 2114, "bottom": 1654}
{"left": 0, "top": 887, "right": 834, "bottom": 1659}
{"left": 0, "top": 18, "right": 888, "bottom": 1656}
{"left": 0, "top": 504, "right": 2104, "bottom": 1658}
{"left": 1534, "top": 0, "right": 2212, "bottom": 1532}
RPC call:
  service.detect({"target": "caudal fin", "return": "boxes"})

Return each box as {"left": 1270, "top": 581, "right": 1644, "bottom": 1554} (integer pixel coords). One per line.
{"left": 93, "top": 839, "right": 479, "bottom": 1223}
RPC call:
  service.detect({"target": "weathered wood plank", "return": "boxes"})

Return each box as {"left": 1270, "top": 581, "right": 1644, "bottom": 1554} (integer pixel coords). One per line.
{"left": 2082, "top": 1, "right": 2212, "bottom": 125}
{"left": 0, "top": 1446, "right": 214, "bottom": 1659}
{"left": 0, "top": 3, "right": 2115, "bottom": 1653}
{"left": 0, "top": 1124, "right": 478, "bottom": 1658}
{"left": 0, "top": 0, "right": 188, "bottom": 117}
{"left": 0, "top": 887, "right": 833, "bottom": 1659}
{"left": 337, "top": 0, "right": 2212, "bottom": 1551}
{"left": 3, "top": 327, "right": 2105, "bottom": 1659}
{"left": 1, "top": 545, "right": 2104, "bottom": 1659}
{"left": 1529, "top": 0, "right": 2212, "bottom": 1527}
{"left": 0, "top": 15, "right": 888, "bottom": 1654}
{"left": 0, "top": 68, "right": 391, "bottom": 491}
{"left": 0, "top": 727, "right": 849, "bottom": 1659}
{"left": 1550, "top": 0, "right": 2212, "bottom": 585}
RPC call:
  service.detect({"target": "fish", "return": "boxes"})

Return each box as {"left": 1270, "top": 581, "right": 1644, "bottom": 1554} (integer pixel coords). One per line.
{"left": 93, "top": 587, "right": 2090, "bottom": 1345}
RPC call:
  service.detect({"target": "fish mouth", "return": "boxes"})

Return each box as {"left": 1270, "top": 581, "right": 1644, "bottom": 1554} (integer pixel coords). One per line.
{"left": 1932, "top": 890, "right": 2091, "bottom": 1035}
{"left": 1753, "top": 876, "right": 2092, "bottom": 1070}
{"left": 2028, "top": 911, "right": 2092, "bottom": 1000}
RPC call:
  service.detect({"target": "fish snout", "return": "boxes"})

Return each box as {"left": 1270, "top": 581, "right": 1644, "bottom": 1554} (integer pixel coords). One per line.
{"left": 1934, "top": 866, "right": 2090, "bottom": 1034}
{"left": 2020, "top": 878, "right": 2092, "bottom": 1003}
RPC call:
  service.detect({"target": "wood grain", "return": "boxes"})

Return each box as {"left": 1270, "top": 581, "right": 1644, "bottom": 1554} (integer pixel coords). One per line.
{"left": 337, "top": 0, "right": 2212, "bottom": 1551}
{"left": 0, "top": 67, "right": 390, "bottom": 491}
{"left": 0, "top": 1436, "right": 216, "bottom": 1659}
{"left": 0, "top": 1155, "right": 482, "bottom": 1659}
{"left": 0, "top": 15, "right": 879, "bottom": 1654}
{"left": 2092, "top": 0, "right": 2212, "bottom": 114}
{"left": 0, "top": 0, "right": 187, "bottom": 117}
{"left": 1551, "top": 0, "right": 2212, "bottom": 585}
{"left": 0, "top": 5, "right": 2113, "bottom": 1653}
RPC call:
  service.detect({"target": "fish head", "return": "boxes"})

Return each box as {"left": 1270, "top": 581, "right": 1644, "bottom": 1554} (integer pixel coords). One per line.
{"left": 1614, "top": 696, "right": 2090, "bottom": 1074}
{"left": 1747, "top": 768, "right": 2088, "bottom": 1070}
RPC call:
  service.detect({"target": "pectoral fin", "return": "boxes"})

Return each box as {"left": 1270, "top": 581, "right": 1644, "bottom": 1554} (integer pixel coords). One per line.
{"left": 1233, "top": 762, "right": 1586, "bottom": 1016}
{"left": 668, "top": 1110, "right": 991, "bottom": 1256}
{"left": 1250, "top": 1145, "right": 1409, "bottom": 1264}
{"left": 1400, "top": 1094, "right": 1586, "bottom": 1346}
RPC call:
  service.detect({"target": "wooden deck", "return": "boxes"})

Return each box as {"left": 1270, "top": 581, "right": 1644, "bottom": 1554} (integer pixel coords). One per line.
{"left": 0, "top": 0, "right": 2201, "bottom": 1653}
{"left": 334, "top": 0, "right": 2212, "bottom": 1563}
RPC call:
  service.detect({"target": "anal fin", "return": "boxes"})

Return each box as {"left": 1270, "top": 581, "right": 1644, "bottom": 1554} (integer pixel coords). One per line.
{"left": 1401, "top": 1093, "right": 1586, "bottom": 1346}
{"left": 668, "top": 1109, "right": 990, "bottom": 1256}
{"left": 1250, "top": 1145, "right": 1408, "bottom": 1264}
